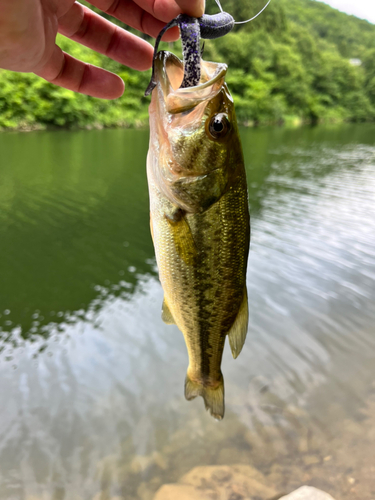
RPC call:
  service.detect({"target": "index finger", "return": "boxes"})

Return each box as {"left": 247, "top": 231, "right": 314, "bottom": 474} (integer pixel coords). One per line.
{"left": 126, "top": 0, "right": 205, "bottom": 21}
{"left": 175, "top": 0, "right": 205, "bottom": 17}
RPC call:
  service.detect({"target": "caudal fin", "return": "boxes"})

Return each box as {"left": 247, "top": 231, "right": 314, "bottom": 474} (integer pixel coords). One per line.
{"left": 184, "top": 374, "right": 225, "bottom": 420}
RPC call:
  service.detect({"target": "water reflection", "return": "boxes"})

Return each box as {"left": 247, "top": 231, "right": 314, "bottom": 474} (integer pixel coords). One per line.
{"left": 0, "top": 129, "right": 155, "bottom": 345}
{"left": 0, "top": 125, "right": 375, "bottom": 499}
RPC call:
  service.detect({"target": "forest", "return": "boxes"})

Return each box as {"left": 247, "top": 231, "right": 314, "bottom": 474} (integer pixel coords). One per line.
{"left": 1, "top": 0, "right": 375, "bottom": 129}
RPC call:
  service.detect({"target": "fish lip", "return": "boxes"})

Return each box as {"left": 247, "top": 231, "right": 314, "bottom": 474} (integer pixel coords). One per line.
{"left": 154, "top": 51, "right": 228, "bottom": 113}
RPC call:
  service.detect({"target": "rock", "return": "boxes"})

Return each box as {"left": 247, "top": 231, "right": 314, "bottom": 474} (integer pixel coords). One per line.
{"left": 130, "top": 452, "right": 167, "bottom": 474}
{"left": 302, "top": 455, "right": 320, "bottom": 466}
{"left": 154, "top": 464, "right": 280, "bottom": 500}
{"left": 137, "top": 482, "right": 155, "bottom": 500}
{"left": 230, "top": 464, "right": 269, "bottom": 484}
{"left": 153, "top": 452, "right": 168, "bottom": 470}
{"left": 92, "top": 495, "right": 122, "bottom": 500}
{"left": 298, "top": 436, "right": 309, "bottom": 454}
{"left": 216, "top": 447, "right": 251, "bottom": 465}
{"left": 279, "top": 486, "right": 336, "bottom": 500}
{"left": 130, "top": 455, "right": 152, "bottom": 474}
{"left": 153, "top": 484, "right": 214, "bottom": 500}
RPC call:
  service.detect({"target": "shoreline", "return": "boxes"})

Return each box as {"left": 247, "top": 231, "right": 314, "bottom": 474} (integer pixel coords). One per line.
{"left": 1, "top": 116, "right": 374, "bottom": 133}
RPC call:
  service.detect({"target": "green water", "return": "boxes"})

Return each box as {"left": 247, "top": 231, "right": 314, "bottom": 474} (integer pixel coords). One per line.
{"left": 0, "top": 125, "right": 375, "bottom": 499}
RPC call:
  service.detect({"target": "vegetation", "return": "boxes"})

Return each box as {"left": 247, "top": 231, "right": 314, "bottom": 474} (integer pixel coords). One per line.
{"left": 1, "top": 0, "right": 375, "bottom": 129}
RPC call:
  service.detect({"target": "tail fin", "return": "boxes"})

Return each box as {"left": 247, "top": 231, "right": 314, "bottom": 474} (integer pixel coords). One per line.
{"left": 185, "top": 373, "right": 225, "bottom": 420}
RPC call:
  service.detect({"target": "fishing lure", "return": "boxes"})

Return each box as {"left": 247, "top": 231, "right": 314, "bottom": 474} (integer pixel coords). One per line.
{"left": 145, "top": 0, "right": 271, "bottom": 96}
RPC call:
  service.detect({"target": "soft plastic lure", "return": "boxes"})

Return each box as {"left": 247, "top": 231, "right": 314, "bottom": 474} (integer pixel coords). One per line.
{"left": 144, "top": 0, "right": 271, "bottom": 96}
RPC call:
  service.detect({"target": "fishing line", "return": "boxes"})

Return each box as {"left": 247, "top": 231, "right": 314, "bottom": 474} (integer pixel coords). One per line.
{"left": 215, "top": 0, "right": 224, "bottom": 13}
{"left": 214, "top": 0, "right": 272, "bottom": 25}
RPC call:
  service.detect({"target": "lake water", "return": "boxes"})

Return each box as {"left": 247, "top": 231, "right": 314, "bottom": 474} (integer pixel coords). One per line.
{"left": 0, "top": 124, "right": 374, "bottom": 500}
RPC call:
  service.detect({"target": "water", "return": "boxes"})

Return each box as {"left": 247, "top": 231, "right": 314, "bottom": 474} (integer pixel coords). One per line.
{"left": 0, "top": 125, "right": 374, "bottom": 500}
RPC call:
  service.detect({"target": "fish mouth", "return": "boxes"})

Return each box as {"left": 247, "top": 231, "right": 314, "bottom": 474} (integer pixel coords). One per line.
{"left": 154, "top": 51, "right": 228, "bottom": 114}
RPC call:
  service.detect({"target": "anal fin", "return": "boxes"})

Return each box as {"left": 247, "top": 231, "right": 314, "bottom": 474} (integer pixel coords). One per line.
{"left": 162, "top": 298, "right": 175, "bottom": 325}
{"left": 228, "top": 287, "right": 249, "bottom": 359}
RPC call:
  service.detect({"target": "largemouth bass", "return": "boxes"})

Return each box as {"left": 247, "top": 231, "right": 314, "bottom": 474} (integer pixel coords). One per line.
{"left": 147, "top": 51, "right": 250, "bottom": 420}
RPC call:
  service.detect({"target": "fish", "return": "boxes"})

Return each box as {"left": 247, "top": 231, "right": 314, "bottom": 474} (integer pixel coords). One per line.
{"left": 147, "top": 50, "right": 250, "bottom": 420}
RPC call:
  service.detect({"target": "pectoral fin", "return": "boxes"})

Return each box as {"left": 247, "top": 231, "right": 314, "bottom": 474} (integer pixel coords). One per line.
{"left": 162, "top": 298, "right": 175, "bottom": 325}
{"left": 228, "top": 287, "right": 249, "bottom": 359}
{"left": 165, "top": 211, "right": 197, "bottom": 265}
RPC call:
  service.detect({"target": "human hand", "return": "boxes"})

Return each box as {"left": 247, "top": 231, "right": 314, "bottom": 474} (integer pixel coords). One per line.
{"left": 0, "top": 0, "right": 205, "bottom": 99}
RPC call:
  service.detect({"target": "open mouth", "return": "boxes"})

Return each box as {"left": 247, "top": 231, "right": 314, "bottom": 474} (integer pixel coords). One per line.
{"left": 154, "top": 51, "right": 228, "bottom": 114}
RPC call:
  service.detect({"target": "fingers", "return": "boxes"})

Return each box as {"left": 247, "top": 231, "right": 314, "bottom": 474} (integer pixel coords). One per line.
{"left": 175, "top": 0, "right": 205, "bottom": 17}
{"left": 35, "top": 44, "right": 125, "bottom": 99}
{"left": 130, "top": 0, "right": 204, "bottom": 21}
{"left": 88, "top": 0, "right": 179, "bottom": 39}
{"left": 92, "top": 0, "right": 179, "bottom": 24}
{"left": 58, "top": 3, "right": 154, "bottom": 70}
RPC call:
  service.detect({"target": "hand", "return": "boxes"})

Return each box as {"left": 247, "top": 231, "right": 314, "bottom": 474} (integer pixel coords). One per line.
{"left": 0, "top": 0, "right": 205, "bottom": 99}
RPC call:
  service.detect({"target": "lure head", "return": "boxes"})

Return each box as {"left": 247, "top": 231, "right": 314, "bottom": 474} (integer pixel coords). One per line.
{"left": 147, "top": 51, "right": 244, "bottom": 214}
{"left": 199, "top": 12, "right": 235, "bottom": 40}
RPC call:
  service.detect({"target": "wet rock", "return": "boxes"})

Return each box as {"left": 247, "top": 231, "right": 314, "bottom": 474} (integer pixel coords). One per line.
{"left": 232, "top": 464, "right": 268, "bottom": 482}
{"left": 153, "top": 464, "right": 280, "bottom": 500}
{"left": 130, "top": 455, "right": 151, "bottom": 474}
{"left": 216, "top": 447, "right": 252, "bottom": 465}
{"left": 92, "top": 495, "right": 122, "bottom": 500}
{"left": 183, "top": 464, "right": 267, "bottom": 485}
{"left": 137, "top": 482, "right": 156, "bottom": 500}
{"left": 153, "top": 484, "right": 214, "bottom": 500}
{"left": 279, "top": 486, "right": 336, "bottom": 500}
{"left": 298, "top": 436, "right": 309, "bottom": 454}
{"left": 130, "top": 452, "right": 167, "bottom": 474}
{"left": 342, "top": 420, "right": 363, "bottom": 436}
{"left": 267, "top": 462, "right": 287, "bottom": 486}
{"left": 243, "top": 430, "right": 264, "bottom": 451}
{"left": 302, "top": 455, "right": 320, "bottom": 467}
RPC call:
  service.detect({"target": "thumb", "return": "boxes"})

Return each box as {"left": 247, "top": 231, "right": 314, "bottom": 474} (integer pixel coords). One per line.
{"left": 175, "top": 0, "right": 205, "bottom": 18}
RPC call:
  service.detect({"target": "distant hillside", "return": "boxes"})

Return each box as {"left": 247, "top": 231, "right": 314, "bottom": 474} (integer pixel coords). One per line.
{"left": 206, "top": 0, "right": 375, "bottom": 58}
{"left": 279, "top": 0, "right": 375, "bottom": 58}
{"left": 203, "top": 0, "right": 375, "bottom": 124}
{"left": 1, "top": 0, "right": 374, "bottom": 129}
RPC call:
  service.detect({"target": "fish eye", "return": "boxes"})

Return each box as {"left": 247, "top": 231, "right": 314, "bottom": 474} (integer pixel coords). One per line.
{"left": 207, "top": 113, "right": 230, "bottom": 140}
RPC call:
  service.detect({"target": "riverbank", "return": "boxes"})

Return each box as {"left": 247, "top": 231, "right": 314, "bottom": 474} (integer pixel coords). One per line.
{"left": 1, "top": 112, "right": 371, "bottom": 133}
